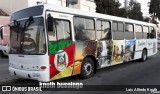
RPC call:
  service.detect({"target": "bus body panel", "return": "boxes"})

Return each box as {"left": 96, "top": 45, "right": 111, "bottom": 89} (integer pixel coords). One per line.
{"left": 134, "top": 40, "right": 146, "bottom": 60}
{"left": 73, "top": 41, "right": 97, "bottom": 75}
{"left": 97, "top": 40, "right": 112, "bottom": 68}
{"left": 111, "top": 40, "right": 125, "bottom": 65}
{"left": 9, "top": 54, "right": 49, "bottom": 82}
{"left": 125, "top": 39, "right": 136, "bottom": 62}
{"left": 134, "top": 39, "right": 157, "bottom": 60}
{"left": 147, "top": 39, "right": 157, "bottom": 56}
{"left": 49, "top": 41, "right": 75, "bottom": 81}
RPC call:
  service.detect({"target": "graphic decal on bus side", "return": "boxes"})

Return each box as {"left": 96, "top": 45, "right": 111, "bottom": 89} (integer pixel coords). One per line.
{"left": 54, "top": 50, "right": 69, "bottom": 72}
{"left": 49, "top": 41, "right": 75, "bottom": 81}
{"left": 125, "top": 40, "right": 136, "bottom": 62}
{"left": 73, "top": 41, "right": 97, "bottom": 75}
{"left": 112, "top": 41, "right": 125, "bottom": 63}
{"left": 97, "top": 41, "right": 113, "bottom": 68}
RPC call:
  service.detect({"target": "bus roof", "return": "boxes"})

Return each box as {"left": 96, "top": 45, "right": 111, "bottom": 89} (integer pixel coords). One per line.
{"left": 13, "top": 4, "right": 155, "bottom": 27}
{"left": 43, "top": 4, "right": 155, "bottom": 26}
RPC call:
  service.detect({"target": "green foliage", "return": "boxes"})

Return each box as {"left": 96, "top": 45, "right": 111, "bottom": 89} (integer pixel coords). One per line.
{"left": 128, "top": 2, "right": 143, "bottom": 21}
{"left": 119, "top": 8, "right": 128, "bottom": 18}
{"left": 94, "top": 0, "right": 121, "bottom": 16}
{"left": 149, "top": 0, "right": 160, "bottom": 19}
{"left": 94, "top": 0, "right": 143, "bottom": 21}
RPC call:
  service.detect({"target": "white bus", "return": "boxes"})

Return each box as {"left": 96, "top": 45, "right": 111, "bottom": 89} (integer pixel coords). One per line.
{"left": 7, "top": 4, "right": 157, "bottom": 82}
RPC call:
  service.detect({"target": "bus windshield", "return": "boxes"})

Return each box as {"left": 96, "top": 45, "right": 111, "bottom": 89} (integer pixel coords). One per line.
{"left": 10, "top": 17, "right": 46, "bottom": 55}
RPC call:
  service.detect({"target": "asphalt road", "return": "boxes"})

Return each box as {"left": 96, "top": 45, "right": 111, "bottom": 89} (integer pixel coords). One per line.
{"left": 0, "top": 53, "right": 160, "bottom": 94}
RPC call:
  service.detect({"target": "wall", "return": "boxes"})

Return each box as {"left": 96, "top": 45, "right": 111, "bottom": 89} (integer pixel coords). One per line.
{"left": 0, "top": 0, "right": 96, "bottom": 15}
{"left": 80, "top": 0, "right": 96, "bottom": 12}
{"left": 0, "top": 0, "right": 28, "bottom": 15}
{"left": 0, "top": 16, "right": 10, "bottom": 44}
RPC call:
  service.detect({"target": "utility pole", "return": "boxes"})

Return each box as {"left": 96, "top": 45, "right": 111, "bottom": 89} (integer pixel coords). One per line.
{"left": 124, "top": 0, "right": 128, "bottom": 10}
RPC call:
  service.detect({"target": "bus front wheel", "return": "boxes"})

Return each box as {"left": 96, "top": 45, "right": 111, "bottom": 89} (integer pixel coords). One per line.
{"left": 141, "top": 49, "right": 147, "bottom": 62}
{"left": 81, "top": 58, "right": 94, "bottom": 79}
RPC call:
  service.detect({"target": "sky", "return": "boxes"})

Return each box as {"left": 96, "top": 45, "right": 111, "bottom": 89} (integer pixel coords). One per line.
{"left": 119, "top": 0, "right": 150, "bottom": 16}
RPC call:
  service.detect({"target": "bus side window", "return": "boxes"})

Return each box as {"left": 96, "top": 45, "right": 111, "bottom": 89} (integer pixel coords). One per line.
{"left": 73, "top": 17, "right": 95, "bottom": 40}
{"left": 125, "top": 23, "right": 134, "bottom": 40}
{"left": 55, "top": 20, "right": 71, "bottom": 40}
{"left": 135, "top": 25, "right": 143, "bottom": 39}
{"left": 143, "top": 26, "right": 149, "bottom": 39}
{"left": 96, "top": 20, "right": 111, "bottom": 40}
{"left": 112, "top": 21, "right": 124, "bottom": 40}
{"left": 150, "top": 27, "right": 156, "bottom": 39}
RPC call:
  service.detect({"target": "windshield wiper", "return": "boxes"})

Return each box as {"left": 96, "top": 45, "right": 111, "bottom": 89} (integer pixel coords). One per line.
{"left": 13, "top": 20, "right": 20, "bottom": 41}
{"left": 20, "top": 16, "right": 34, "bottom": 53}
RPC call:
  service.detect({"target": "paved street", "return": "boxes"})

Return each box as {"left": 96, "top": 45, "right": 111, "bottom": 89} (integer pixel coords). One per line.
{"left": 0, "top": 52, "right": 160, "bottom": 94}
{"left": 0, "top": 56, "right": 18, "bottom": 83}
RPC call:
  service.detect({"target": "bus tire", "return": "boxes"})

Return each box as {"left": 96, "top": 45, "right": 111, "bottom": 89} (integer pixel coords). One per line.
{"left": 141, "top": 49, "right": 147, "bottom": 62}
{"left": 81, "top": 58, "right": 94, "bottom": 79}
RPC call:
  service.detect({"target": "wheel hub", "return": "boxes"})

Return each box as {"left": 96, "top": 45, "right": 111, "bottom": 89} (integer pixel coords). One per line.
{"left": 84, "top": 62, "right": 92, "bottom": 75}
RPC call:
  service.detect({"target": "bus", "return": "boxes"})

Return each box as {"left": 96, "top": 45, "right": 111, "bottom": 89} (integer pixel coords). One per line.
{"left": 7, "top": 4, "right": 157, "bottom": 82}
{"left": 0, "top": 16, "right": 10, "bottom": 57}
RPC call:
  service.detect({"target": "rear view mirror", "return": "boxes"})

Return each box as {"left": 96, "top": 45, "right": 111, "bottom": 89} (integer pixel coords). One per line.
{"left": 0, "top": 27, "right": 3, "bottom": 40}
{"left": 47, "top": 14, "right": 54, "bottom": 31}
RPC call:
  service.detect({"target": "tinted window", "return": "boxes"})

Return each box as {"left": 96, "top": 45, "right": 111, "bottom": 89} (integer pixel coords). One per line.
{"left": 125, "top": 23, "right": 134, "bottom": 39}
{"left": 135, "top": 25, "right": 143, "bottom": 39}
{"left": 74, "top": 17, "right": 95, "bottom": 40}
{"left": 112, "top": 21, "right": 124, "bottom": 40}
{"left": 48, "top": 19, "right": 71, "bottom": 41}
{"left": 85, "top": 18, "right": 95, "bottom": 29}
{"left": 118, "top": 23, "right": 124, "bottom": 31}
{"left": 97, "top": 20, "right": 111, "bottom": 40}
{"left": 150, "top": 27, "right": 156, "bottom": 39}
{"left": 143, "top": 26, "right": 149, "bottom": 39}
{"left": 56, "top": 20, "right": 71, "bottom": 40}
{"left": 11, "top": 5, "right": 44, "bottom": 21}
{"left": 10, "top": 17, "right": 46, "bottom": 54}
{"left": 112, "top": 22, "right": 118, "bottom": 31}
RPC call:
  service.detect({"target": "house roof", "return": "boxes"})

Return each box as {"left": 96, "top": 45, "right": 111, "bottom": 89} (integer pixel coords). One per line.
{"left": 0, "top": 9, "right": 8, "bottom": 16}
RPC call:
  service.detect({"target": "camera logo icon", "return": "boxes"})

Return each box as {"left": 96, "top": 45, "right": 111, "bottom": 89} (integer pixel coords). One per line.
{"left": 2, "top": 86, "right": 11, "bottom": 91}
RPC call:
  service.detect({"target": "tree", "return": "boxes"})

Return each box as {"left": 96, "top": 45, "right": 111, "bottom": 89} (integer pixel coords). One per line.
{"left": 118, "top": 8, "right": 128, "bottom": 18}
{"left": 149, "top": 0, "right": 160, "bottom": 19}
{"left": 128, "top": 2, "right": 143, "bottom": 21}
{"left": 94, "top": 0, "right": 121, "bottom": 16}
{"left": 94, "top": 0, "right": 143, "bottom": 21}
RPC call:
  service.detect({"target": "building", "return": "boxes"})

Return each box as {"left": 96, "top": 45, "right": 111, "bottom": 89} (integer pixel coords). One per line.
{"left": 0, "top": 0, "right": 96, "bottom": 15}
{"left": 0, "top": 9, "right": 9, "bottom": 45}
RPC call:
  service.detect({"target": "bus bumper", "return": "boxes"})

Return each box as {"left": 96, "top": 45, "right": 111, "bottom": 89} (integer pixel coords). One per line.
{"left": 9, "top": 67, "right": 49, "bottom": 82}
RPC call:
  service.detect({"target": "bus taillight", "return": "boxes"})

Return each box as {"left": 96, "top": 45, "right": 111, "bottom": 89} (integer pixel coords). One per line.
{"left": 41, "top": 66, "right": 46, "bottom": 70}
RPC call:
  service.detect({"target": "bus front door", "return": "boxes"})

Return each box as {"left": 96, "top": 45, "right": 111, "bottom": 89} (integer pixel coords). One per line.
{"left": 47, "top": 12, "right": 75, "bottom": 81}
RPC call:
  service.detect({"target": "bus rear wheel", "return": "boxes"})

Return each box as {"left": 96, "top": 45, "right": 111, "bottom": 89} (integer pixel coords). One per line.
{"left": 141, "top": 49, "right": 147, "bottom": 62}
{"left": 81, "top": 58, "right": 94, "bottom": 79}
